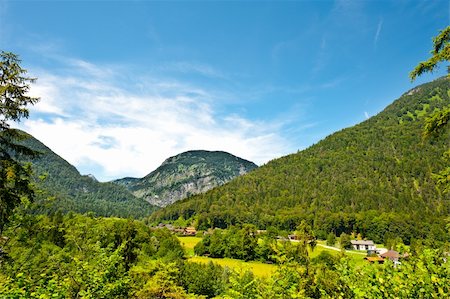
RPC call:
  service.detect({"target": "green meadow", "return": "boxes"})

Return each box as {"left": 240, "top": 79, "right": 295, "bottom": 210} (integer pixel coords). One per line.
{"left": 177, "top": 236, "right": 368, "bottom": 277}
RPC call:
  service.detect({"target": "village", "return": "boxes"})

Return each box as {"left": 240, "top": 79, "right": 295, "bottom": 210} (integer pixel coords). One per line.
{"left": 154, "top": 223, "right": 409, "bottom": 265}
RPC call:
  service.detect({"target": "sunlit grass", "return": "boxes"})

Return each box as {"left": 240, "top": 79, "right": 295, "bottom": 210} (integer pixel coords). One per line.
{"left": 177, "top": 236, "right": 369, "bottom": 275}
{"left": 177, "top": 236, "right": 202, "bottom": 257}
{"left": 188, "top": 256, "right": 277, "bottom": 278}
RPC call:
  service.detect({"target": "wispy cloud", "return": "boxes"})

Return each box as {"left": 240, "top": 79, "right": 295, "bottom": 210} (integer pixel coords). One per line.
{"left": 374, "top": 18, "right": 383, "bottom": 46}
{"left": 20, "top": 55, "right": 293, "bottom": 181}
{"left": 364, "top": 111, "right": 369, "bottom": 119}
{"left": 159, "top": 61, "right": 227, "bottom": 79}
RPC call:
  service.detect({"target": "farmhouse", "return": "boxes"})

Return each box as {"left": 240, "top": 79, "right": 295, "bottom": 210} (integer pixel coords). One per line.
{"left": 184, "top": 227, "right": 197, "bottom": 236}
{"left": 380, "top": 250, "right": 401, "bottom": 262}
{"left": 351, "top": 240, "right": 376, "bottom": 251}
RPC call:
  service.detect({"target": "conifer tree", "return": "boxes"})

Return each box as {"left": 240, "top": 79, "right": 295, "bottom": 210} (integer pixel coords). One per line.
{"left": 0, "top": 51, "right": 39, "bottom": 232}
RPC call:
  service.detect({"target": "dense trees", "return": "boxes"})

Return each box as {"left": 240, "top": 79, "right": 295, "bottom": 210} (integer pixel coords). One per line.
{"left": 194, "top": 225, "right": 258, "bottom": 261}
{"left": 0, "top": 213, "right": 449, "bottom": 297}
{"left": 194, "top": 223, "right": 318, "bottom": 265}
{"left": 411, "top": 26, "right": 450, "bottom": 195}
{"left": 0, "top": 51, "right": 39, "bottom": 232}
{"left": 0, "top": 214, "right": 185, "bottom": 297}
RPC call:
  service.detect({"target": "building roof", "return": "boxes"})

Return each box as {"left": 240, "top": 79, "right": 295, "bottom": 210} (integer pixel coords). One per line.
{"left": 351, "top": 240, "right": 374, "bottom": 245}
{"left": 380, "top": 250, "right": 401, "bottom": 258}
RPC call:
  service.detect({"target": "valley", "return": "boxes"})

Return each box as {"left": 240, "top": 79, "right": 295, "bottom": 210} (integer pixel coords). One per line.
{"left": 1, "top": 12, "right": 449, "bottom": 296}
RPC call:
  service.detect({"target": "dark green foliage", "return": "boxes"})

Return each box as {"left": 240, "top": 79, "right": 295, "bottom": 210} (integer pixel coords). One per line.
{"left": 193, "top": 224, "right": 319, "bottom": 265}
{"left": 0, "top": 214, "right": 184, "bottom": 298}
{"left": 152, "top": 78, "right": 450, "bottom": 244}
{"left": 113, "top": 150, "right": 257, "bottom": 207}
{"left": 180, "top": 262, "right": 227, "bottom": 298}
{"left": 339, "top": 232, "right": 352, "bottom": 250}
{"left": 1, "top": 213, "right": 449, "bottom": 298}
{"left": 338, "top": 249, "right": 450, "bottom": 298}
{"left": 423, "top": 105, "right": 450, "bottom": 138}
{"left": 16, "top": 130, "right": 157, "bottom": 219}
{"left": 0, "top": 51, "right": 39, "bottom": 232}
{"left": 326, "top": 232, "right": 336, "bottom": 247}
{"left": 194, "top": 225, "right": 259, "bottom": 261}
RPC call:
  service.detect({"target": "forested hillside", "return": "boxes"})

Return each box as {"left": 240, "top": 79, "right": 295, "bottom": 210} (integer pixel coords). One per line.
{"left": 152, "top": 77, "right": 450, "bottom": 244}
{"left": 113, "top": 150, "right": 257, "bottom": 207}
{"left": 17, "top": 131, "right": 157, "bottom": 218}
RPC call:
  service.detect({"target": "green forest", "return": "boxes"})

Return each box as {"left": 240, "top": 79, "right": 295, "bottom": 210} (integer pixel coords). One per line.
{"left": 1, "top": 213, "right": 449, "bottom": 298}
{"left": 151, "top": 77, "right": 450, "bottom": 245}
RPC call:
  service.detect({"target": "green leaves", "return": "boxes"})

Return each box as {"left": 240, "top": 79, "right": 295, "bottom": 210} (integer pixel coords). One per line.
{"left": 410, "top": 26, "right": 450, "bottom": 81}
{"left": 0, "top": 51, "right": 39, "bottom": 129}
{"left": 423, "top": 105, "right": 450, "bottom": 138}
{"left": 0, "top": 51, "right": 39, "bottom": 232}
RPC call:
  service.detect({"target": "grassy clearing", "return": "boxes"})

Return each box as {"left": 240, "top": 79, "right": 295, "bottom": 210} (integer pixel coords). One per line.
{"left": 177, "top": 236, "right": 202, "bottom": 257}
{"left": 189, "top": 256, "right": 277, "bottom": 278}
{"left": 177, "top": 236, "right": 276, "bottom": 277}
{"left": 177, "top": 236, "right": 369, "bottom": 276}
{"left": 312, "top": 244, "right": 366, "bottom": 266}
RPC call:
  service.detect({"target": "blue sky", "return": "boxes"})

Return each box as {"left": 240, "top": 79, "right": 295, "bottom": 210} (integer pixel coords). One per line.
{"left": 1, "top": 0, "right": 448, "bottom": 181}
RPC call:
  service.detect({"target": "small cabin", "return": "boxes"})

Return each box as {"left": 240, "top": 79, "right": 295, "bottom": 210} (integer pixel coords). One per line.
{"left": 184, "top": 227, "right": 197, "bottom": 236}
{"left": 351, "top": 240, "right": 376, "bottom": 251}
{"left": 380, "top": 250, "right": 401, "bottom": 262}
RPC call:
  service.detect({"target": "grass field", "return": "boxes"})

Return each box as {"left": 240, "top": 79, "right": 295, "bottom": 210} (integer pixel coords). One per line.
{"left": 177, "top": 236, "right": 368, "bottom": 277}
{"left": 177, "top": 236, "right": 202, "bottom": 257}
{"left": 189, "top": 256, "right": 277, "bottom": 277}
{"left": 177, "top": 236, "right": 276, "bottom": 277}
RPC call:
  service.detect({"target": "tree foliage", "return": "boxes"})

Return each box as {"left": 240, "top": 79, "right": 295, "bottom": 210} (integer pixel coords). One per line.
{"left": 1, "top": 213, "right": 449, "bottom": 298}
{"left": 410, "top": 26, "right": 450, "bottom": 81}
{"left": 0, "top": 51, "right": 39, "bottom": 232}
{"left": 411, "top": 26, "right": 450, "bottom": 195}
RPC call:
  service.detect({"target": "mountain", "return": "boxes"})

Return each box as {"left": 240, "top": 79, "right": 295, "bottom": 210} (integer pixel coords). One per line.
{"left": 113, "top": 150, "right": 258, "bottom": 207}
{"left": 151, "top": 77, "right": 450, "bottom": 244}
{"left": 16, "top": 131, "right": 157, "bottom": 218}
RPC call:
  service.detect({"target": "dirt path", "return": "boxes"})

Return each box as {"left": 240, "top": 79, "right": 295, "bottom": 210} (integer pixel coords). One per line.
{"left": 316, "top": 243, "right": 367, "bottom": 255}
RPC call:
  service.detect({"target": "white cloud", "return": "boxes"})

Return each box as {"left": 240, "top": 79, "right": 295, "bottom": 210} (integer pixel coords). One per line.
{"left": 19, "top": 57, "right": 293, "bottom": 181}
{"left": 364, "top": 111, "right": 369, "bottom": 119}
{"left": 374, "top": 18, "right": 383, "bottom": 45}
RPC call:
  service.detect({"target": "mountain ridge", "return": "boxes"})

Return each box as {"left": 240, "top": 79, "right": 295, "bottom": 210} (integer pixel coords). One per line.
{"left": 15, "top": 131, "right": 157, "bottom": 218}
{"left": 151, "top": 77, "right": 450, "bottom": 243}
{"left": 113, "top": 150, "right": 258, "bottom": 207}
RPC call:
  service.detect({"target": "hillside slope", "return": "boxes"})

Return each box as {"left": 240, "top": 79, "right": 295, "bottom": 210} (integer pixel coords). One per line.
{"left": 17, "top": 132, "right": 157, "bottom": 218}
{"left": 113, "top": 150, "right": 257, "bottom": 207}
{"left": 151, "top": 77, "right": 450, "bottom": 243}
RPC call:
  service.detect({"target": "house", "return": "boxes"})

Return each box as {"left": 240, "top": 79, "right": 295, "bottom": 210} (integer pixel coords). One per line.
{"left": 380, "top": 250, "right": 401, "bottom": 262}
{"left": 351, "top": 240, "right": 376, "bottom": 251}
{"left": 184, "top": 227, "right": 197, "bottom": 236}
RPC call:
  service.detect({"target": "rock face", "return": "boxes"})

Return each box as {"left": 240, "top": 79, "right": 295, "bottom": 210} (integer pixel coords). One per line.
{"left": 113, "top": 150, "right": 258, "bottom": 207}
